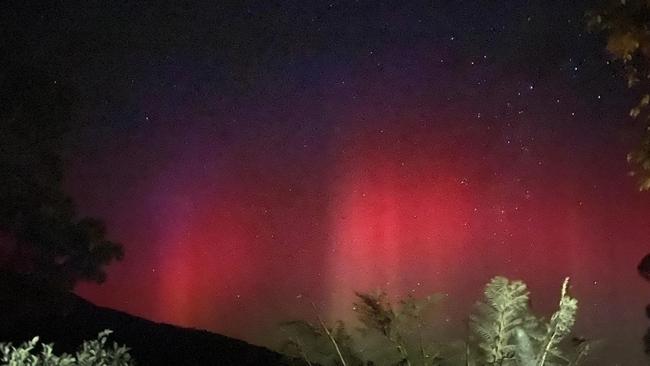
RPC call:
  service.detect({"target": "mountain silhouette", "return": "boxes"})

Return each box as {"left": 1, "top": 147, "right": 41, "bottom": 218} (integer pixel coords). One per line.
{"left": 0, "top": 271, "right": 289, "bottom": 365}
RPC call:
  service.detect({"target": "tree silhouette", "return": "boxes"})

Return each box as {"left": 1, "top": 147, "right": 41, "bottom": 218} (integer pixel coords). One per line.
{"left": 587, "top": 0, "right": 650, "bottom": 190}
{"left": 638, "top": 254, "right": 650, "bottom": 356}
{"left": 587, "top": 0, "right": 650, "bottom": 358}
{"left": 0, "top": 64, "right": 123, "bottom": 290}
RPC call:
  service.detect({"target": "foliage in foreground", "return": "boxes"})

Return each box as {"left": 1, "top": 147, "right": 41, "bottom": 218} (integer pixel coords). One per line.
{"left": 587, "top": 0, "right": 650, "bottom": 190}
{"left": 280, "top": 276, "right": 593, "bottom": 366}
{"left": 0, "top": 330, "right": 134, "bottom": 366}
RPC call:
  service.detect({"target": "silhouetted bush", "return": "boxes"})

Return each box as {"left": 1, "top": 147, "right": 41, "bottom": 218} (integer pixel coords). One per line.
{"left": 280, "top": 276, "right": 594, "bottom": 366}
{"left": 0, "top": 330, "right": 134, "bottom": 366}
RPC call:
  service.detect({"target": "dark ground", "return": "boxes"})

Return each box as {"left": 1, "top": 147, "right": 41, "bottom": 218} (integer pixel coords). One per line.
{"left": 0, "top": 271, "right": 290, "bottom": 365}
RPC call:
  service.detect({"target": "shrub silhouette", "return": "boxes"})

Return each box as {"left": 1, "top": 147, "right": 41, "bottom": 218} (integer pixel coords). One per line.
{"left": 280, "top": 276, "right": 593, "bottom": 366}
{"left": 0, "top": 330, "right": 134, "bottom": 366}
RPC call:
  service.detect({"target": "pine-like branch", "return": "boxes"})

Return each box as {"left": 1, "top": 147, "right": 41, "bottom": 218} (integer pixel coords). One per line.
{"left": 470, "top": 276, "right": 532, "bottom": 365}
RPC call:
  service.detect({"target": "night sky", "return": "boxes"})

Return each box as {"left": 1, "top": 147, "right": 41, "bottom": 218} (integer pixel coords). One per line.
{"left": 5, "top": 1, "right": 650, "bottom": 364}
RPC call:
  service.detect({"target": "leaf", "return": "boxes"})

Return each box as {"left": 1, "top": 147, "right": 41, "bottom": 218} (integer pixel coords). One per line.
{"left": 607, "top": 32, "right": 640, "bottom": 59}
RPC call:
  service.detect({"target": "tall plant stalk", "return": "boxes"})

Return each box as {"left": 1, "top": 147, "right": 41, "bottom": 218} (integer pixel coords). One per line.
{"left": 312, "top": 303, "right": 348, "bottom": 366}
